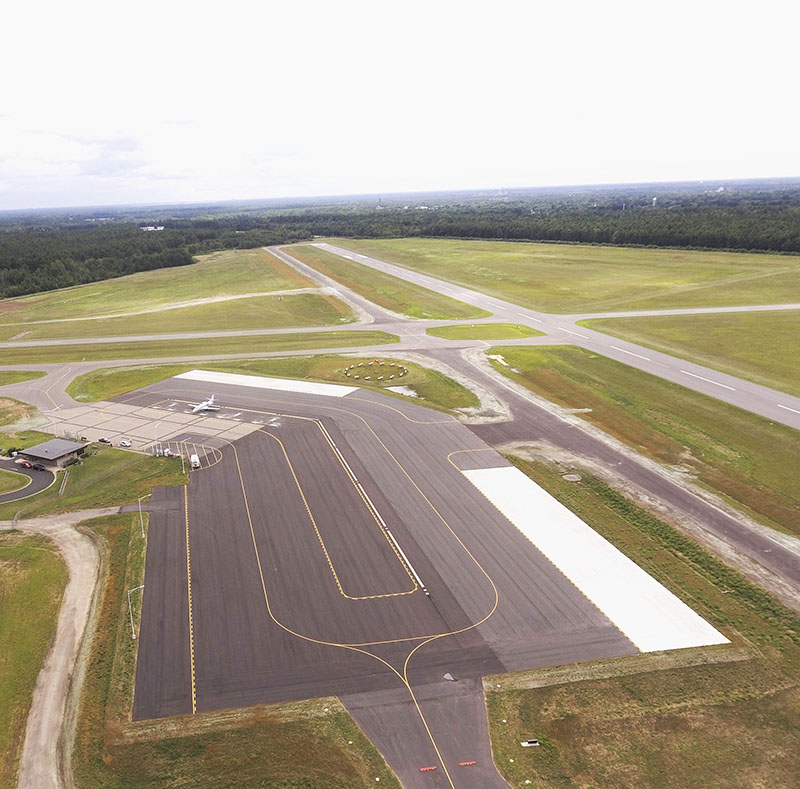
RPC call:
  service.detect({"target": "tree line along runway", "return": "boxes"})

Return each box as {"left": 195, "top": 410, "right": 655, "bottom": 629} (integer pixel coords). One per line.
{"left": 130, "top": 377, "right": 638, "bottom": 721}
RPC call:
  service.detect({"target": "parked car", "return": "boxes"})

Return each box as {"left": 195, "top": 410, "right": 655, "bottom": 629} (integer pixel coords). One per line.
{"left": 119, "top": 439, "right": 132, "bottom": 448}
{"left": 98, "top": 438, "right": 112, "bottom": 444}
{"left": 18, "top": 460, "right": 32, "bottom": 468}
{"left": 31, "top": 464, "right": 46, "bottom": 471}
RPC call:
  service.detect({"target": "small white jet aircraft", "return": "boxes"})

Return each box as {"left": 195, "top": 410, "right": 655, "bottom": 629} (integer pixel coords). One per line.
{"left": 188, "top": 395, "right": 220, "bottom": 414}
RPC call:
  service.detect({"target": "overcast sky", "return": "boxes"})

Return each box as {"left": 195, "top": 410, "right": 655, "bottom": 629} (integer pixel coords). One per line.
{"left": 2, "top": 1, "right": 798, "bottom": 210}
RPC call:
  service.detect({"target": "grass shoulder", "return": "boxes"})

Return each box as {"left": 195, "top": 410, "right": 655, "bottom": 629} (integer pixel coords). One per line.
{"left": 0, "top": 329, "right": 398, "bottom": 365}
{"left": 2, "top": 293, "right": 354, "bottom": 342}
{"left": 73, "top": 514, "right": 399, "bottom": 788}
{"left": 0, "top": 447, "right": 187, "bottom": 521}
{"left": 0, "top": 467, "right": 29, "bottom": 495}
{"left": 330, "top": 237, "right": 800, "bottom": 312}
{"left": 581, "top": 309, "right": 800, "bottom": 398}
{"left": 487, "top": 344, "right": 800, "bottom": 538}
{"left": 67, "top": 355, "right": 479, "bottom": 413}
{"left": 0, "top": 532, "right": 68, "bottom": 788}
{"left": 0, "top": 247, "right": 313, "bottom": 327}
{"left": 284, "top": 244, "right": 490, "bottom": 320}
{"left": 486, "top": 457, "right": 800, "bottom": 788}
{"left": 427, "top": 322, "right": 543, "bottom": 340}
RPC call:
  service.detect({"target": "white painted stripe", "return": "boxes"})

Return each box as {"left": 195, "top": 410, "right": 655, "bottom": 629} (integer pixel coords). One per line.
{"left": 462, "top": 466, "right": 728, "bottom": 652}
{"left": 610, "top": 345, "right": 651, "bottom": 361}
{"left": 176, "top": 369, "right": 358, "bottom": 397}
{"left": 680, "top": 370, "right": 736, "bottom": 391}
{"left": 516, "top": 312, "right": 542, "bottom": 323}
{"left": 316, "top": 420, "right": 426, "bottom": 590}
{"left": 777, "top": 403, "right": 800, "bottom": 415}
{"left": 563, "top": 328, "right": 589, "bottom": 339}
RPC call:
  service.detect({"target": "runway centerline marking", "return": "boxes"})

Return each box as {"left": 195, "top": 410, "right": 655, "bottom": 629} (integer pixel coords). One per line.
{"left": 609, "top": 345, "right": 651, "bottom": 361}
{"left": 680, "top": 370, "right": 736, "bottom": 391}
{"left": 777, "top": 403, "right": 800, "bottom": 415}
{"left": 562, "top": 328, "right": 589, "bottom": 338}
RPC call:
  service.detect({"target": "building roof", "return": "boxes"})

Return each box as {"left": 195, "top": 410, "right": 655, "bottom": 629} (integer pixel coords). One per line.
{"left": 22, "top": 438, "right": 87, "bottom": 460}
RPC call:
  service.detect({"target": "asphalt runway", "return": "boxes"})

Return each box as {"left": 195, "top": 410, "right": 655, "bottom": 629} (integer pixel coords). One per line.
{"left": 130, "top": 376, "right": 636, "bottom": 786}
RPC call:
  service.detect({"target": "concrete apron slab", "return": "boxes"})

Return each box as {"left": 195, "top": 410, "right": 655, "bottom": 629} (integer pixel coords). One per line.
{"left": 343, "top": 678, "right": 507, "bottom": 788}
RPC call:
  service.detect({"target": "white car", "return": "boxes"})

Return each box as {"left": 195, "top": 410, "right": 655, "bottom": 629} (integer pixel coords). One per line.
{"left": 119, "top": 439, "right": 132, "bottom": 448}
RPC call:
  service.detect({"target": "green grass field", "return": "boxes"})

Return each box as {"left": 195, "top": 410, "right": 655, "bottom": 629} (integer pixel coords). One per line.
{"left": 0, "top": 329, "right": 398, "bottom": 365}
{"left": 0, "top": 248, "right": 313, "bottom": 327}
{"left": 0, "top": 446, "right": 187, "bottom": 521}
{"left": 0, "top": 468, "right": 28, "bottom": 495}
{"left": 0, "top": 532, "right": 68, "bottom": 789}
{"left": 0, "top": 293, "right": 353, "bottom": 342}
{"left": 330, "top": 237, "right": 800, "bottom": 312}
{"left": 66, "top": 354, "right": 479, "bottom": 412}
{"left": 0, "top": 398, "right": 38, "bottom": 430}
{"left": 487, "top": 345, "right": 800, "bottom": 538}
{"left": 73, "top": 513, "right": 399, "bottom": 788}
{"left": 285, "top": 244, "right": 490, "bottom": 319}
{"left": 583, "top": 310, "right": 800, "bottom": 398}
{"left": 426, "top": 322, "right": 543, "bottom": 340}
{"left": 487, "top": 458, "right": 799, "bottom": 788}
{"left": 0, "top": 371, "right": 46, "bottom": 387}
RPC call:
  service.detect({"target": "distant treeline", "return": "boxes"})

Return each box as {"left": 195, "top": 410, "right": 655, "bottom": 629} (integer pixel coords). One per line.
{"left": 2, "top": 179, "right": 799, "bottom": 299}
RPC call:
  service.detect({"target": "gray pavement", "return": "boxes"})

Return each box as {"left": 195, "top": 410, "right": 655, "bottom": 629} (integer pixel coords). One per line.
{"left": 311, "top": 243, "right": 800, "bottom": 431}
{"left": 3, "top": 241, "right": 800, "bottom": 788}
{"left": 131, "top": 378, "right": 636, "bottom": 786}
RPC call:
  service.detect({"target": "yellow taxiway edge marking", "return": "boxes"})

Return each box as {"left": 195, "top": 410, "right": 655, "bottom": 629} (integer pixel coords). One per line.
{"left": 184, "top": 485, "right": 197, "bottom": 714}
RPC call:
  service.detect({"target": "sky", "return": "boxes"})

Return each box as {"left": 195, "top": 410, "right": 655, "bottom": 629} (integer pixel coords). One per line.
{"left": 2, "top": 0, "right": 798, "bottom": 210}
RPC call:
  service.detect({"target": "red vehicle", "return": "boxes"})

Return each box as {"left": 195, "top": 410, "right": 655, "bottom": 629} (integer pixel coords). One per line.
{"left": 19, "top": 460, "right": 32, "bottom": 468}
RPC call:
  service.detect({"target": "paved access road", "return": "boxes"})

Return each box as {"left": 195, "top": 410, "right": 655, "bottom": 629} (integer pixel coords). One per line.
{"left": 0, "top": 458, "right": 55, "bottom": 504}
{"left": 132, "top": 377, "right": 635, "bottom": 787}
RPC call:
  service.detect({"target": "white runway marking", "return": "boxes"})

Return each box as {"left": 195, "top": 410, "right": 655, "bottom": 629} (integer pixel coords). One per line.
{"left": 777, "top": 403, "right": 800, "bottom": 415}
{"left": 176, "top": 369, "right": 358, "bottom": 397}
{"left": 516, "top": 312, "right": 542, "bottom": 323}
{"left": 463, "top": 466, "right": 729, "bottom": 653}
{"left": 680, "top": 370, "right": 736, "bottom": 391}
{"left": 562, "top": 328, "right": 589, "bottom": 338}
{"left": 610, "top": 345, "right": 651, "bottom": 361}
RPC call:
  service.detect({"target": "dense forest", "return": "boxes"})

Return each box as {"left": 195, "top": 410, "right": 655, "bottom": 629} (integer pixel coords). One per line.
{"left": 2, "top": 178, "right": 799, "bottom": 299}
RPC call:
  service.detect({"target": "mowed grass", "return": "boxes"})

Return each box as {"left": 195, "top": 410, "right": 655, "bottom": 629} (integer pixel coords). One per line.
{"left": 427, "top": 322, "right": 543, "bottom": 340}
{"left": 487, "top": 458, "right": 800, "bottom": 788}
{"left": 488, "top": 345, "right": 800, "bottom": 537}
{"left": 284, "top": 244, "right": 490, "bottom": 319}
{"left": 0, "top": 329, "right": 398, "bottom": 365}
{"left": 0, "top": 468, "right": 28, "bottom": 495}
{"left": 73, "top": 514, "right": 400, "bottom": 789}
{"left": 330, "top": 237, "right": 800, "bottom": 312}
{"left": 66, "top": 354, "right": 479, "bottom": 412}
{"left": 0, "top": 446, "right": 187, "bottom": 521}
{"left": 583, "top": 309, "right": 800, "bottom": 398}
{"left": 0, "top": 532, "right": 68, "bottom": 789}
{"left": 0, "top": 398, "right": 37, "bottom": 429}
{"left": 0, "top": 247, "right": 313, "bottom": 326}
{"left": 0, "top": 371, "right": 46, "bottom": 387}
{"left": 0, "top": 293, "right": 353, "bottom": 341}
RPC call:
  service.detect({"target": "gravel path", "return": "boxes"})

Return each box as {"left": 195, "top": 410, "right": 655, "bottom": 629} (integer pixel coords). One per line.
{"left": 2, "top": 508, "right": 119, "bottom": 789}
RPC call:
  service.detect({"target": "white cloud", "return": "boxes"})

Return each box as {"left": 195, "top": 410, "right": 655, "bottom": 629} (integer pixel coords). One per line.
{"left": 1, "top": 0, "right": 798, "bottom": 209}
